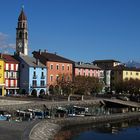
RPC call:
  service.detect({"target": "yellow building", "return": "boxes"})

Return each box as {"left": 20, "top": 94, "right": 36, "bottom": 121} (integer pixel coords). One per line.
{"left": 0, "top": 59, "right": 5, "bottom": 96}
{"left": 111, "top": 65, "right": 140, "bottom": 89}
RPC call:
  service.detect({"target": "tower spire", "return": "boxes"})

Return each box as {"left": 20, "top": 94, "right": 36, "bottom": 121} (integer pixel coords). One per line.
{"left": 22, "top": 4, "right": 24, "bottom": 10}
{"left": 16, "top": 6, "right": 28, "bottom": 55}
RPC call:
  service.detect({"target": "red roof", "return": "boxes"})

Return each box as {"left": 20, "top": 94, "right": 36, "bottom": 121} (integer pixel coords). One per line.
{"left": 0, "top": 54, "right": 19, "bottom": 63}
{"left": 32, "top": 51, "right": 74, "bottom": 64}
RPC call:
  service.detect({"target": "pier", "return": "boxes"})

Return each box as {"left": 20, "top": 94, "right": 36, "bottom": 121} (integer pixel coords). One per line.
{"left": 103, "top": 98, "right": 140, "bottom": 108}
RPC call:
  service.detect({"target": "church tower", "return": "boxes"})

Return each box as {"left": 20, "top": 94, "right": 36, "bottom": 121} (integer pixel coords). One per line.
{"left": 16, "top": 6, "right": 28, "bottom": 55}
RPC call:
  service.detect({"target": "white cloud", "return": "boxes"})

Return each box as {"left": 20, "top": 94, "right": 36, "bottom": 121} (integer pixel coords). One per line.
{"left": 0, "top": 32, "right": 15, "bottom": 54}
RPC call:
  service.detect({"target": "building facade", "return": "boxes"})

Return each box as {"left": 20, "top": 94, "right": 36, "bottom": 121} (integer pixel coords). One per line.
{"left": 1, "top": 54, "right": 19, "bottom": 95}
{"left": 93, "top": 59, "right": 121, "bottom": 92}
{"left": 0, "top": 58, "right": 5, "bottom": 96}
{"left": 16, "top": 55, "right": 47, "bottom": 96}
{"left": 32, "top": 50, "right": 74, "bottom": 90}
{"left": 74, "top": 62, "right": 101, "bottom": 78}
{"left": 111, "top": 66, "right": 140, "bottom": 88}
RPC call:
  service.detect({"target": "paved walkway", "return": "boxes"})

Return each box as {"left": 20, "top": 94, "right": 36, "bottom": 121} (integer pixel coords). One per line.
{"left": 0, "top": 120, "right": 40, "bottom": 140}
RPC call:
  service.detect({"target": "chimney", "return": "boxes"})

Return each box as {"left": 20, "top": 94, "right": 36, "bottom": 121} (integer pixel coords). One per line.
{"left": 36, "top": 59, "right": 40, "bottom": 65}
{"left": 39, "top": 49, "right": 41, "bottom": 55}
{"left": 44, "top": 49, "right": 47, "bottom": 53}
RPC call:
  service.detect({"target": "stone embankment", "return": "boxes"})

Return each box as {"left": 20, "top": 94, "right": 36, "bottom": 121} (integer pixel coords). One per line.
{"left": 29, "top": 112, "right": 140, "bottom": 140}
{"left": 0, "top": 99, "right": 102, "bottom": 112}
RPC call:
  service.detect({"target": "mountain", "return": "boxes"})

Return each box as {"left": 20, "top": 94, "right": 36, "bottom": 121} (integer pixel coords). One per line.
{"left": 125, "top": 60, "right": 140, "bottom": 68}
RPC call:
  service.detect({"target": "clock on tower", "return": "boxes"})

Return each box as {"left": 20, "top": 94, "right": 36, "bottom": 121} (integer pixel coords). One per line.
{"left": 16, "top": 6, "right": 28, "bottom": 55}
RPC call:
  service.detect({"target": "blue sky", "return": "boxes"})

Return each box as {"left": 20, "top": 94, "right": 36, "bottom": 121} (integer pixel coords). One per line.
{"left": 0, "top": 0, "right": 140, "bottom": 63}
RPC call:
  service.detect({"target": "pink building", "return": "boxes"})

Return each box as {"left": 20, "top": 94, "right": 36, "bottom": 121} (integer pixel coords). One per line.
{"left": 74, "top": 62, "right": 101, "bottom": 78}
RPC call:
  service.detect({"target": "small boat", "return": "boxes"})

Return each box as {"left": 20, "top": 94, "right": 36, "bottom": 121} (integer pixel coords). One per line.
{"left": 55, "top": 107, "right": 68, "bottom": 117}
{"left": 0, "top": 110, "right": 11, "bottom": 121}
{"left": 68, "top": 106, "right": 89, "bottom": 117}
{"left": 0, "top": 115, "right": 7, "bottom": 121}
{"left": 27, "top": 109, "right": 44, "bottom": 119}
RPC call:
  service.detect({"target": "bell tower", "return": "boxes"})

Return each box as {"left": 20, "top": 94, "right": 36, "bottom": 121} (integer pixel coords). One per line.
{"left": 16, "top": 6, "right": 28, "bottom": 55}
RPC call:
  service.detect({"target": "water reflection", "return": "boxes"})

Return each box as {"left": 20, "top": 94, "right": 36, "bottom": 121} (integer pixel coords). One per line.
{"left": 54, "top": 118, "right": 140, "bottom": 140}
{"left": 87, "top": 106, "right": 131, "bottom": 116}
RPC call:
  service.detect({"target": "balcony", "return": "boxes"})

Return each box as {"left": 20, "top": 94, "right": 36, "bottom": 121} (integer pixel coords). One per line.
{"left": 31, "top": 84, "right": 37, "bottom": 88}
{"left": 33, "top": 75, "right": 37, "bottom": 79}
{"left": 30, "top": 85, "right": 46, "bottom": 88}
{"left": 9, "top": 76, "right": 17, "bottom": 80}
{"left": 41, "top": 76, "right": 45, "bottom": 79}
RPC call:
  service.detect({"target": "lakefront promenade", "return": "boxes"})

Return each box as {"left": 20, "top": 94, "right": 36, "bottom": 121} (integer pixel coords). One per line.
{"left": 1, "top": 98, "right": 140, "bottom": 140}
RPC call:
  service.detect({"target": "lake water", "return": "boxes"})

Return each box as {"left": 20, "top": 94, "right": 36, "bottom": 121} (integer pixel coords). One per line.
{"left": 54, "top": 118, "right": 140, "bottom": 140}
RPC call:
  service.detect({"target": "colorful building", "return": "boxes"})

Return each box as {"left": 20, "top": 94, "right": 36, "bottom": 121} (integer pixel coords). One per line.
{"left": 15, "top": 54, "right": 47, "bottom": 96}
{"left": 93, "top": 59, "right": 121, "bottom": 91}
{"left": 74, "top": 62, "right": 101, "bottom": 78}
{"left": 0, "top": 57, "right": 5, "bottom": 96}
{"left": 111, "top": 65, "right": 140, "bottom": 89}
{"left": 1, "top": 54, "right": 19, "bottom": 95}
{"left": 32, "top": 50, "right": 74, "bottom": 90}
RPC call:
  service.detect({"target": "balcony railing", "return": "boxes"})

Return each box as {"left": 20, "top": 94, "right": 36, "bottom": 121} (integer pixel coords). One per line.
{"left": 9, "top": 77, "right": 17, "bottom": 79}
{"left": 41, "top": 76, "right": 45, "bottom": 79}
{"left": 33, "top": 75, "right": 37, "bottom": 79}
{"left": 30, "top": 85, "right": 46, "bottom": 88}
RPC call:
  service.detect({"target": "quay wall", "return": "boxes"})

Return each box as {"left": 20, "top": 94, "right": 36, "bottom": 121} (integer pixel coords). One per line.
{"left": 29, "top": 112, "right": 140, "bottom": 140}
{"left": 0, "top": 99, "right": 102, "bottom": 112}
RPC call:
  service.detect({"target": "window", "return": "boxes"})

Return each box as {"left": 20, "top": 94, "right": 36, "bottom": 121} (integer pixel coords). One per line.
{"left": 41, "top": 72, "right": 44, "bottom": 78}
{"left": 62, "top": 65, "right": 64, "bottom": 70}
{"left": 56, "top": 75, "right": 59, "bottom": 81}
{"left": 19, "top": 31, "right": 22, "bottom": 39}
{"left": 50, "top": 64, "right": 53, "bottom": 70}
{"left": 5, "top": 71, "right": 8, "bottom": 78}
{"left": 79, "top": 72, "right": 80, "bottom": 75}
{"left": 10, "top": 80, "right": 14, "bottom": 87}
{"left": 67, "top": 76, "right": 70, "bottom": 81}
{"left": 88, "top": 73, "right": 90, "bottom": 76}
{"left": 136, "top": 72, "right": 139, "bottom": 76}
{"left": 131, "top": 72, "right": 132, "bottom": 75}
{"left": 67, "top": 65, "right": 70, "bottom": 71}
{"left": 50, "top": 75, "right": 53, "bottom": 82}
{"left": 40, "top": 80, "right": 45, "bottom": 87}
{"left": 56, "top": 64, "right": 59, "bottom": 70}
{"left": 32, "top": 80, "right": 37, "bottom": 87}
{"left": 126, "top": 72, "right": 128, "bottom": 75}
{"left": 62, "top": 74, "right": 64, "bottom": 81}
{"left": 0, "top": 65, "right": 1, "bottom": 69}
{"left": 6, "top": 64, "right": 8, "bottom": 70}
{"left": 33, "top": 71, "right": 37, "bottom": 79}
{"left": 10, "top": 72, "right": 14, "bottom": 78}
{"left": 11, "top": 64, "right": 14, "bottom": 70}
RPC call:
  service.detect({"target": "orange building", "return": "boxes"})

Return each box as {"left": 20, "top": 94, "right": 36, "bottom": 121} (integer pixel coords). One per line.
{"left": 32, "top": 50, "right": 74, "bottom": 88}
